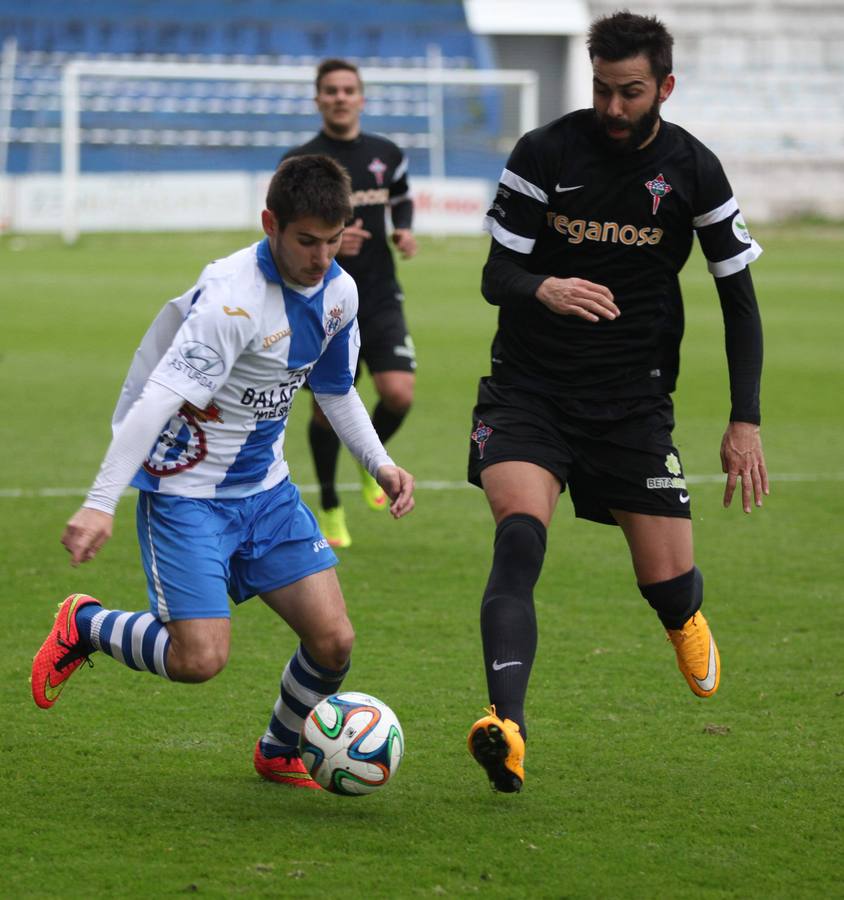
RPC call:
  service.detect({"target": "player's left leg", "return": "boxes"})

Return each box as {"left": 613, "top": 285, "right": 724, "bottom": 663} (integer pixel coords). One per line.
{"left": 612, "top": 511, "right": 719, "bottom": 697}
{"left": 232, "top": 481, "right": 346, "bottom": 787}
{"left": 255, "top": 569, "right": 353, "bottom": 788}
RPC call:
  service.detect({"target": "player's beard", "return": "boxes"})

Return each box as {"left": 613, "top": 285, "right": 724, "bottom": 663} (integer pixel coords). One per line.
{"left": 595, "top": 97, "right": 661, "bottom": 154}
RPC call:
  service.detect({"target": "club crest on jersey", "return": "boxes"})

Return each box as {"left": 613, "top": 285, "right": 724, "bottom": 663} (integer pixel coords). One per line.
{"left": 368, "top": 157, "right": 387, "bottom": 186}
{"left": 471, "top": 420, "right": 493, "bottom": 459}
{"left": 143, "top": 406, "right": 210, "bottom": 476}
{"left": 645, "top": 173, "right": 673, "bottom": 214}
{"left": 325, "top": 305, "right": 343, "bottom": 336}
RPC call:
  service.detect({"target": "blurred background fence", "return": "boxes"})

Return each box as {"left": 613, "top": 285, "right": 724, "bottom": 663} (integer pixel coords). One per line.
{"left": 1, "top": 0, "right": 842, "bottom": 235}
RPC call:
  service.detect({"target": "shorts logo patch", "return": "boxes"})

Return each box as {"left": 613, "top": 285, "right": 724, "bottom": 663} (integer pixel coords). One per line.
{"left": 664, "top": 452, "right": 682, "bottom": 476}
{"left": 471, "top": 420, "right": 493, "bottom": 459}
{"left": 645, "top": 173, "right": 673, "bottom": 214}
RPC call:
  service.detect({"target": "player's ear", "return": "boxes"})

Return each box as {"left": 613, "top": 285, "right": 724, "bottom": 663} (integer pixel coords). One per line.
{"left": 658, "top": 74, "right": 675, "bottom": 104}
{"left": 261, "top": 208, "right": 278, "bottom": 238}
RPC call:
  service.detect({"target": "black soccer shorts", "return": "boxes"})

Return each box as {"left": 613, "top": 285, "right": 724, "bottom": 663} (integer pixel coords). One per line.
{"left": 357, "top": 298, "right": 416, "bottom": 375}
{"left": 467, "top": 377, "right": 692, "bottom": 525}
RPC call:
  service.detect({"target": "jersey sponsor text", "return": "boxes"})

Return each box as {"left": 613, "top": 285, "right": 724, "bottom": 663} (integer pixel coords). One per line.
{"left": 546, "top": 212, "right": 664, "bottom": 247}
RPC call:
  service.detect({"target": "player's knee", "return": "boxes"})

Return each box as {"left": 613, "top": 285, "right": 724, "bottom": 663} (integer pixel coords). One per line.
{"left": 639, "top": 565, "right": 703, "bottom": 630}
{"left": 487, "top": 513, "right": 547, "bottom": 593}
{"left": 381, "top": 389, "right": 413, "bottom": 415}
{"left": 169, "top": 644, "right": 229, "bottom": 683}
{"left": 306, "top": 623, "right": 355, "bottom": 672}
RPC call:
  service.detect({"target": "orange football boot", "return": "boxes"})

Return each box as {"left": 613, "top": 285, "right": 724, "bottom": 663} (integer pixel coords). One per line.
{"left": 253, "top": 740, "right": 320, "bottom": 789}
{"left": 666, "top": 611, "right": 720, "bottom": 697}
{"left": 467, "top": 705, "right": 525, "bottom": 793}
{"left": 32, "top": 593, "right": 101, "bottom": 709}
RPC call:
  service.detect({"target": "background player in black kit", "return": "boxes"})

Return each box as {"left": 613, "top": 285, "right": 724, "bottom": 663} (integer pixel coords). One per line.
{"left": 466, "top": 11, "right": 770, "bottom": 793}
{"left": 284, "top": 58, "right": 417, "bottom": 548}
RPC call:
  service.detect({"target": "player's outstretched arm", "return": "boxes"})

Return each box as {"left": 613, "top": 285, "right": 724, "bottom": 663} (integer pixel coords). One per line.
{"left": 720, "top": 421, "right": 769, "bottom": 514}
{"left": 61, "top": 508, "right": 114, "bottom": 567}
{"left": 314, "top": 388, "right": 416, "bottom": 520}
{"left": 65, "top": 381, "right": 185, "bottom": 566}
{"left": 376, "top": 465, "right": 415, "bottom": 518}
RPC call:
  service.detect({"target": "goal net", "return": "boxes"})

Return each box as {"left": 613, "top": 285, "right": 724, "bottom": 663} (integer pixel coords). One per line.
{"left": 58, "top": 58, "right": 538, "bottom": 241}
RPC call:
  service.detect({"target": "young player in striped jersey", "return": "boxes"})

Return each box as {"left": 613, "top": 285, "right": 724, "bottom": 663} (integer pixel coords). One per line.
{"left": 31, "top": 155, "right": 415, "bottom": 788}
{"left": 284, "top": 58, "right": 418, "bottom": 549}
{"left": 466, "top": 11, "right": 769, "bottom": 793}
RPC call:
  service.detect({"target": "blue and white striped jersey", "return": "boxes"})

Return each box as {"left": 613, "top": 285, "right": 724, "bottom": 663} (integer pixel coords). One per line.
{"left": 113, "top": 238, "right": 359, "bottom": 499}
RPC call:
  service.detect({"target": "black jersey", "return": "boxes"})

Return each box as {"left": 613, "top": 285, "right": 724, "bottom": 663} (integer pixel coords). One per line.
{"left": 482, "top": 108, "right": 762, "bottom": 401}
{"left": 284, "top": 131, "right": 413, "bottom": 312}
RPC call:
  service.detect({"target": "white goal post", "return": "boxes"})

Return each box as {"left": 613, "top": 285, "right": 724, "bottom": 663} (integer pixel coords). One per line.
{"left": 60, "top": 58, "right": 539, "bottom": 243}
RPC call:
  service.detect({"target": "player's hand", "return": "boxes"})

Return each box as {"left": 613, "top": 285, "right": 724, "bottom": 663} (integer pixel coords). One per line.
{"left": 376, "top": 465, "right": 416, "bottom": 519}
{"left": 536, "top": 277, "right": 618, "bottom": 322}
{"left": 720, "top": 421, "right": 769, "bottom": 513}
{"left": 339, "top": 218, "right": 372, "bottom": 257}
{"left": 61, "top": 507, "right": 114, "bottom": 566}
{"left": 391, "top": 228, "right": 417, "bottom": 259}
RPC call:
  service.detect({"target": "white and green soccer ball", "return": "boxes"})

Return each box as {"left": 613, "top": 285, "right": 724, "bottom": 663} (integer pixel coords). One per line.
{"left": 300, "top": 691, "right": 405, "bottom": 796}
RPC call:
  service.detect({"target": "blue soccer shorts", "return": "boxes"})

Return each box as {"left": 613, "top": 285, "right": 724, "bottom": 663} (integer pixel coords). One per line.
{"left": 135, "top": 478, "right": 338, "bottom": 622}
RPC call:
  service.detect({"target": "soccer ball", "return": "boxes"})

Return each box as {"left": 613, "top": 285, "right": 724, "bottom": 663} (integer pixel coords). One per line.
{"left": 299, "top": 691, "right": 404, "bottom": 796}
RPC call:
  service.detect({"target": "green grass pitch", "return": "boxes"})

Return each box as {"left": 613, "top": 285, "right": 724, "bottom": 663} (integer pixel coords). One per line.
{"left": 1, "top": 224, "right": 842, "bottom": 898}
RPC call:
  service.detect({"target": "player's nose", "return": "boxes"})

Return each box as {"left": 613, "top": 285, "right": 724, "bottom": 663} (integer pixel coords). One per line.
{"left": 606, "top": 93, "right": 625, "bottom": 118}
{"left": 314, "top": 244, "right": 332, "bottom": 268}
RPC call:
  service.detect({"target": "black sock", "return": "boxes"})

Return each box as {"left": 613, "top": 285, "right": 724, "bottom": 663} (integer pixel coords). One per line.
{"left": 480, "top": 514, "right": 547, "bottom": 739}
{"left": 639, "top": 566, "right": 703, "bottom": 630}
{"left": 371, "top": 401, "right": 407, "bottom": 445}
{"left": 308, "top": 418, "right": 341, "bottom": 510}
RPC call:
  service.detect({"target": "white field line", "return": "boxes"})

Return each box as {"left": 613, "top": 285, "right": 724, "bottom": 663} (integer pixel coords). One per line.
{"left": 0, "top": 472, "right": 842, "bottom": 499}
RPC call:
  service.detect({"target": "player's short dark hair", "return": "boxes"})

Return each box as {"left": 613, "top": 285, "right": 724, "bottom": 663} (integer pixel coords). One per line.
{"left": 266, "top": 155, "right": 352, "bottom": 228}
{"left": 587, "top": 10, "right": 674, "bottom": 84}
{"left": 315, "top": 58, "right": 364, "bottom": 93}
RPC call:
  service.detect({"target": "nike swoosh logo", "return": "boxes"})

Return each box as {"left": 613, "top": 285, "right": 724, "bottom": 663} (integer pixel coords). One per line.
{"left": 43, "top": 674, "right": 64, "bottom": 702}
{"left": 492, "top": 660, "right": 523, "bottom": 671}
{"left": 555, "top": 184, "right": 583, "bottom": 193}
{"left": 693, "top": 635, "right": 717, "bottom": 692}
{"left": 223, "top": 306, "right": 251, "bottom": 318}
{"left": 679, "top": 492, "right": 690, "bottom": 503}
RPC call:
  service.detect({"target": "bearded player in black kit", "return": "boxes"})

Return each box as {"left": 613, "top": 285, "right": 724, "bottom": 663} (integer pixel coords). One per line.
{"left": 466, "top": 11, "right": 770, "bottom": 793}
{"left": 284, "top": 58, "right": 417, "bottom": 549}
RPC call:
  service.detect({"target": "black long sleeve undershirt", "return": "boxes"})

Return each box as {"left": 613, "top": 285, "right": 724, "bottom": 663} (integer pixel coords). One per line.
{"left": 480, "top": 241, "right": 763, "bottom": 423}
{"left": 481, "top": 240, "right": 544, "bottom": 308}
{"left": 715, "top": 266, "right": 763, "bottom": 425}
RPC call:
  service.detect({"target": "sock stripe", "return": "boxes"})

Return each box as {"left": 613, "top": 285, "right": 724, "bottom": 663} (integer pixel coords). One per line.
{"left": 88, "top": 608, "right": 170, "bottom": 679}
{"left": 152, "top": 627, "right": 169, "bottom": 677}
{"left": 262, "top": 643, "right": 349, "bottom": 754}
{"left": 291, "top": 652, "right": 347, "bottom": 693}
{"left": 280, "top": 685, "right": 313, "bottom": 720}
{"left": 121, "top": 612, "right": 147, "bottom": 669}
{"left": 131, "top": 612, "right": 154, "bottom": 669}
{"left": 107, "top": 612, "right": 133, "bottom": 665}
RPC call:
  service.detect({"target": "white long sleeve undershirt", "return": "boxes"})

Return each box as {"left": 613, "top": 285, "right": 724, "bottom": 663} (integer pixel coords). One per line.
{"left": 83, "top": 381, "right": 184, "bottom": 515}
{"left": 83, "top": 382, "right": 393, "bottom": 516}
{"left": 314, "top": 387, "right": 394, "bottom": 477}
